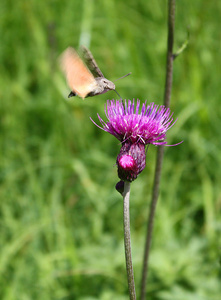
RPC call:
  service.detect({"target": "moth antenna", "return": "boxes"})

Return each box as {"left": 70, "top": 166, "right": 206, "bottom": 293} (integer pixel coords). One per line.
{"left": 114, "top": 89, "right": 122, "bottom": 99}
{"left": 113, "top": 72, "right": 132, "bottom": 82}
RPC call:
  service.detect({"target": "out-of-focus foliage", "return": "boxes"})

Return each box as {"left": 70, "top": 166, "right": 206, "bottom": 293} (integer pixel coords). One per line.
{"left": 0, "top": 0, "right": 220, "bottom": 299}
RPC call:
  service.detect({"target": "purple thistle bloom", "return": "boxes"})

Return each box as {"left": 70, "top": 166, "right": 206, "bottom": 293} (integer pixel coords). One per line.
{"left": 91, "top": 99, "right": 180, "bottom": 182}
{"left": 91, "top": 99, "right": 177, "bottom": 146}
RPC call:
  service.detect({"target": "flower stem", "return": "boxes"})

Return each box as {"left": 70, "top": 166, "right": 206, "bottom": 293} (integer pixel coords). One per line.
{"left": 163, "top": 0, "right": 176, "bottom": 108}
{"left": 140, "top": 1, "right": 176, "bottom": 299}
{"left": 123, "top": 181, "right": 137, "bottom": 300}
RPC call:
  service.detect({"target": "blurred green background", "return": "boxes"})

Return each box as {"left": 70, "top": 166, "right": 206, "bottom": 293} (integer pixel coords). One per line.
{"left": 0, "top": 0, "right": 220, "bottom": 299}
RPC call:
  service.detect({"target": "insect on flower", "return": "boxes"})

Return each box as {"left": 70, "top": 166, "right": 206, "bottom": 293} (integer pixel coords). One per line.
{"left": 59, "top": 46, "right": 131, "bottom": 99}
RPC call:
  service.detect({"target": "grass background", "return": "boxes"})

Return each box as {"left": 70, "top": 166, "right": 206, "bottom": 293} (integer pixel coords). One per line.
{"left": 0, "top": 0, "right": 221, "bottom": 299}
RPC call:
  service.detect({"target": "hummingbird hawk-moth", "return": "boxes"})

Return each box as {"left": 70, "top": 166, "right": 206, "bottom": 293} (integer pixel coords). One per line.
{"left": 59, "top": 46, "right": 130, "bottom": 99}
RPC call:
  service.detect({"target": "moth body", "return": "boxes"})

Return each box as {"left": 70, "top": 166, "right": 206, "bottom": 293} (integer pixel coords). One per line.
{"left": 60, "top": 46, "right": 116, "bottom": 99}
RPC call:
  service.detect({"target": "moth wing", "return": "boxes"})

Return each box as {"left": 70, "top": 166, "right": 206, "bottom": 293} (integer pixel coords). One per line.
{"left": 80, "top": 45, "right": 104, "bottom": 78}
{"left": 59, "top": 47, "right": 96, "bottom": 98}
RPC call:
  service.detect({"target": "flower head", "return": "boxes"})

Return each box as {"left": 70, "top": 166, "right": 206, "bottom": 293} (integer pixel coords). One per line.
{"left": 91, "top": 99, "right": 180, "bottom": 182}
{"left": 91, "top": 99, "right": 177, "bottom": 146}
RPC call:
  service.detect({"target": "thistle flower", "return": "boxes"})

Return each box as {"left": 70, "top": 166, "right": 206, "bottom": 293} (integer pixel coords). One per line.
{"left": 91, "top": 99, "right": 179, "bottom": 182}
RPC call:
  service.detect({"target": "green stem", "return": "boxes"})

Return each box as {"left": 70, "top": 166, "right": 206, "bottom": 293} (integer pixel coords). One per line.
{"left": 164, "top": 0, "right": 176, "bottom": 108}
{"left": 123, "top": 181, "right": 137, "bottom": 300}
{"left": 140, "top": 1, "right": 176, "bottom": 299}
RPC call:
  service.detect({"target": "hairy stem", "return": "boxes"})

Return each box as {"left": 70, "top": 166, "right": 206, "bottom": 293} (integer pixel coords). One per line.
{"left": 123, "top": 181, "right": 137, "bottom": 300}
{"left": 140, "top": 1, "right": 176, "bottom": 299}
